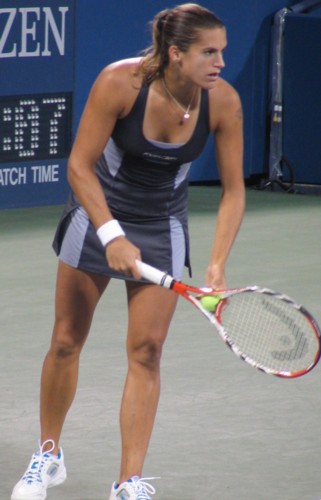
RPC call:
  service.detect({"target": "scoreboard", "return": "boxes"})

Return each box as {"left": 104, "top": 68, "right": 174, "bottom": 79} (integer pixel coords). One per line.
{"left": 0, "top": 1, "right": 75, "bottom": 209}
{"left": 0, "top": 93, "right": 72, "bottom": 162}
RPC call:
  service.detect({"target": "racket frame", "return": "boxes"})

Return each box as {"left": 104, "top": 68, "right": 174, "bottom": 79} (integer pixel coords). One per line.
{"left": 136, "top": 260, "right": 321, "bottom": 378}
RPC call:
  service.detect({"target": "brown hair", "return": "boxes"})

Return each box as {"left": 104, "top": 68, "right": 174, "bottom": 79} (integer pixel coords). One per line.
{"left": 140, "top": 3, "right": 225, "bottom": 85}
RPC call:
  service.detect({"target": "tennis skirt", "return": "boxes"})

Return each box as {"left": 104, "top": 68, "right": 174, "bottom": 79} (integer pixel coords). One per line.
{"left": 52, "top": 206, "right": 190, "bottom": 281}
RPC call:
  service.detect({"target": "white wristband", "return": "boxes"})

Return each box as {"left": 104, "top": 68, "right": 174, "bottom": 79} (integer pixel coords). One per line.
{"left": 96, "top": 220, "right": 125, "bottom": 247}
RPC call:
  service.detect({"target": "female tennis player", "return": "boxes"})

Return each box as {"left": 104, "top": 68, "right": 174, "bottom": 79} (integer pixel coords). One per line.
{"left": 12, "top": 3, "right": 245, "bottom": 499}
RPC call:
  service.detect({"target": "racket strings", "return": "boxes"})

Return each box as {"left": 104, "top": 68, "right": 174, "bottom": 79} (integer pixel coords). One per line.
{"left": 219, "top": 292, "right": 319, "bottom": 373}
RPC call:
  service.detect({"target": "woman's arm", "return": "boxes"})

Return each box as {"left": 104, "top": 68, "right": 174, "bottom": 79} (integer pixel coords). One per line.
{"left": 67, "top": 62, "right": 142, "bottom": 277}
{"left": 68, "top": 66, "right": 124, "bottom": 228}
{"left": 206, "top": 82, "right": 245, "bottom": 289}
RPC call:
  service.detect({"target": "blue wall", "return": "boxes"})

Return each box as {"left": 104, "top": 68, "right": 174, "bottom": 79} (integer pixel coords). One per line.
{"left": 74, "top": 0, "right": 299, "bottom": 182}
{"left": 283, "top": 13, "right": 321, "bottom": 184}
{"left": 2, "top": 1, "right": 316, "bottom": 209}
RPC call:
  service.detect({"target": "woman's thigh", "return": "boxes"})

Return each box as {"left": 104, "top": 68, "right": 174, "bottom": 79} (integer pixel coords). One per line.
{"left": 52, "top": 260, "right": 110, "bottom": 349}
{"left": 125, "top": 281, "right": 178, "bottom": 358}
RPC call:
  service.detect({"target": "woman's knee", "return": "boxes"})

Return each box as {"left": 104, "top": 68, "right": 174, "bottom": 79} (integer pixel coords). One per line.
{"left": 128, "top": 337, "right": 164, "bottom": 372}
{"left": 50, "top": 320, "right": 88, "bottom": 359}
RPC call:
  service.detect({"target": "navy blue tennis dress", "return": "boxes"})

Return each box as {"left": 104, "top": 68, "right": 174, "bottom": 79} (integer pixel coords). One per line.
{"left": 53, "top": 85, "right": 210, "bottom": 280}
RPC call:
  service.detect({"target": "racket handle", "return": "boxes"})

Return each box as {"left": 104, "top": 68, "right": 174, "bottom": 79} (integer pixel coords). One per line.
{"left": 136, "top": 260, "right": 174, "bottom": 289}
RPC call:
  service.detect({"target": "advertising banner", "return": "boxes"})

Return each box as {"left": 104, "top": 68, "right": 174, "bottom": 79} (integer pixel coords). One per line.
{"left": 0, "top": 1, "right": 75, "bottom": 208}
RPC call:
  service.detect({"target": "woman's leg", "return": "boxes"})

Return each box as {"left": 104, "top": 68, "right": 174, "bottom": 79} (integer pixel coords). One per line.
{"left": 118, "top": 282, "right": 178, "bottom": 483}
{"left": 40, "top": 260, "right": 109, "bottom": 453}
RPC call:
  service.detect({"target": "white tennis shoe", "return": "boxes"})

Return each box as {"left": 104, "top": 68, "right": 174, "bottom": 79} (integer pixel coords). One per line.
{"left": 109, "top": 475, "right": 158, "bottom": 499}
{"left": 11, "top": 439, "right": 67, "bottom": 500}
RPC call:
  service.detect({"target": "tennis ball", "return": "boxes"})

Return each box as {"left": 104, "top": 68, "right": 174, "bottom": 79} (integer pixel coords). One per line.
{"left": 200, "top": 295, "right": 220, "bottom": 312}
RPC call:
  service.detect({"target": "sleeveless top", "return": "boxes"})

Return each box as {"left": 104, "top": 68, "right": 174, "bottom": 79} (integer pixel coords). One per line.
{"left": 94, "top": 84, "right": 210, "bottom": 223}
{"left": 53, "top": 84, "right": 210, "bottom": 256}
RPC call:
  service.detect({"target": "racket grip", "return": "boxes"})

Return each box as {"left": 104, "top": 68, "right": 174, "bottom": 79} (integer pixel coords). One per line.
{"left": 136, "top": 260, "right": 174, "bottom": 289}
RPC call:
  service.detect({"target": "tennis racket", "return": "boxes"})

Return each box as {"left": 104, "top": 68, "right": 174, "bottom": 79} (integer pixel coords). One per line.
{"left": 136, "top": 260, "right": 321, "bottom": 378}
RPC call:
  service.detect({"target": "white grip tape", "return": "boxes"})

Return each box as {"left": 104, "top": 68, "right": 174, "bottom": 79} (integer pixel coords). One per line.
{"left": 96, "top": 220, "right": 125, "bottom": 247}
{"left": 136, "top": 260, "right": 174, "bottom": 289}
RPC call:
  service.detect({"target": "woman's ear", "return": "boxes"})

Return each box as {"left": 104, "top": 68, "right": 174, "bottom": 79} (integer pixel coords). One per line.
{"left": 168, "top": 45, "right": 182, "bottom": 63}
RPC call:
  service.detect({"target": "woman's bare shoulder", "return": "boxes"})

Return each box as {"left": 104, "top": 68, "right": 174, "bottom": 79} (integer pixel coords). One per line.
{"left": 87, "top": 57, "right": 144, "bottom": 116}
{"left": 209, "top": 78, "right": 241, "bottom": 109}
{"left": 208, "top": 78, "right": 242, "bottom": 130}
{"left": 96, "top": 57, "right": 143, "bottom": 90}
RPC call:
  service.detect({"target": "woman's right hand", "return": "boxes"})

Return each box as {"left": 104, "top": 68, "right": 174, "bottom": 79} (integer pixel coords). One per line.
{"left": 106, "top": 237, "right": 142, "bottom": 279}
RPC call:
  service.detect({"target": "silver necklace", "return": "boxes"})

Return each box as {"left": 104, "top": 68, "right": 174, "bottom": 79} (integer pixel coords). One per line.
{"left": 162, "top": 78, "right": 196, "bottom": 122}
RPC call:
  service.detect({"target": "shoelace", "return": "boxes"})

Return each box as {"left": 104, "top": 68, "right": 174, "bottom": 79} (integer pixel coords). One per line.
{"left": 131, "top": 476, "right": 158, "bottom": 499}
{"left": 22, "top": 439, "right": 56, "bottom": 484}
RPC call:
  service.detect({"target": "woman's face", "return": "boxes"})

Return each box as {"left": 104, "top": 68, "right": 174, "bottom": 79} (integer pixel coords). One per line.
{"left": 176, "top": 27, "right": 227, "bottom": 88}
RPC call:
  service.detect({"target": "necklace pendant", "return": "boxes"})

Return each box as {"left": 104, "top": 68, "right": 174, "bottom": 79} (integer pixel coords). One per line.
{"left": 183, "top": 112, "right": 190, "bottom": 120}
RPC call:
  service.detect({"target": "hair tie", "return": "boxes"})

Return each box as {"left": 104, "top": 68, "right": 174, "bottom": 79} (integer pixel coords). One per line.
{"left": 157, "top": 12, "right": 168, "bottom": 32}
